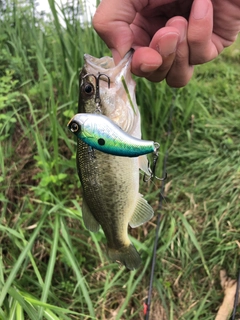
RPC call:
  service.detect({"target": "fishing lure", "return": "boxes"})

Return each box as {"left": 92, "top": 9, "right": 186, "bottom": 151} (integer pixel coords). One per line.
{"left": 68, "top": 113, "right": 160, "bottom": 158}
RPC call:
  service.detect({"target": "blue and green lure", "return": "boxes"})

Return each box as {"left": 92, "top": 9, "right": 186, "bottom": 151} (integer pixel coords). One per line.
{"left": 68, "top": 113, "right": 159, "bottom": 157}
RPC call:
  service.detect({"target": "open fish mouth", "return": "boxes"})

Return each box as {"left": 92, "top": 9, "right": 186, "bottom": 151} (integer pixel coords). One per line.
{"left": 80, "top": 49, "right": 139, "bottom": 135}
{"left": 83, "top": 49, "right": 134, "bottom": 75}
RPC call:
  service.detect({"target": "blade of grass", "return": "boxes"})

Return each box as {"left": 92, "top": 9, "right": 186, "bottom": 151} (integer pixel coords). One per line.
{"left": 16, "top": 301, "right": 24, "bottom": 320}
{"left": 60, "top": 238, "right": 95, "bottom": 318}
{"left": 115, "top": 260, "right": 151, "bottom": 320}
{"left": 177, "top": 212, "right": 210, "bottom": 277}
{"left": 22, "top": 293, "right": 87, "bottom": 319}
{"left": 0, "top": 308, "right": 8, "bottom": 320}
{"left": 0, "top": 210, "right": 48, "bottom": 307}
{"left": 38, "top": 213, "right": 60, "bottom": 320}
{"left": 7, "top": 287, "right": 37, "bottom": 320}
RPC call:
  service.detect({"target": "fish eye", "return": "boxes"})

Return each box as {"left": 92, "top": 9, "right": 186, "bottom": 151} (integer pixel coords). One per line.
{"left": 83, "top": 83, "right": 94, "bottom": 95}
{"left": 70, "top": 122, "right": 79, "bottom": 133}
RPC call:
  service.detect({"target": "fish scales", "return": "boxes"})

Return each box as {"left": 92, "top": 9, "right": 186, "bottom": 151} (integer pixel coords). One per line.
{"left": 76, "top": 50, "right": 154, "bottom": 270}
{"left": 78, "top": 143, "right": 138, "bottom": 247}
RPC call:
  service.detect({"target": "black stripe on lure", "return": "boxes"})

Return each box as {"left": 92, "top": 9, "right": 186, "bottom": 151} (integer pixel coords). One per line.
{"left": 68, "top": 113, "right": 160, "bottom": 158}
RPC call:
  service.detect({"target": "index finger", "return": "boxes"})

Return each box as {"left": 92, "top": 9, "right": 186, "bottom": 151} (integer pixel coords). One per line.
{"left": 92, "top": 0, "right": 145, "bottom": 62}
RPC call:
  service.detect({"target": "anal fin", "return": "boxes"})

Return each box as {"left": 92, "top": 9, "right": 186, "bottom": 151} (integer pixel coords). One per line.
{"left": 129, "top": 195, "right": 154, "bottom": 228}
{"left": 82, "top": 198, "right": 100, "bottom": 232}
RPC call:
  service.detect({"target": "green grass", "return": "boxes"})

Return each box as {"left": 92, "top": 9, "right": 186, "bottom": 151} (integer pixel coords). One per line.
{"left": 1, "top": 0, "right": 240, "bottom": 319}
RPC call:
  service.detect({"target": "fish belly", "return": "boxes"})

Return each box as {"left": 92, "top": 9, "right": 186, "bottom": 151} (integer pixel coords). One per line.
{"left": 77, "top": 141, "right": 142, "bottom": 269}
{"left": 78, "top": 141, "right": 138, "bottom": 242}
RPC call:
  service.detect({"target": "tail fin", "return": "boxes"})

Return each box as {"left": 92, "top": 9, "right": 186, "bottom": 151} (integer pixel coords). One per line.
{"left": 108, "top": 244, "right": 142, "bottom": 270}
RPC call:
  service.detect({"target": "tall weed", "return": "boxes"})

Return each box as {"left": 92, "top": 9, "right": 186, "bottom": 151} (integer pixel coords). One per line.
{"left": 0, "top": 0, "right": 240, "bottom": 319}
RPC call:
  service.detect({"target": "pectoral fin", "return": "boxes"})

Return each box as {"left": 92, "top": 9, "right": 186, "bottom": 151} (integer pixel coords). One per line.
{"left": 82, "top": 198, "right": 100, "bottom": 232}
{"left": 139, "top": 155, "right": 151, "bottom": 176}
{"left": 129, "top": 195, "right": 154, "bottom": 228}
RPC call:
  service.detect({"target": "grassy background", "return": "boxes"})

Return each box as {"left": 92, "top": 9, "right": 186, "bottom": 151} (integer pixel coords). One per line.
{"left": 0, "top": 0, "right": 240, "bottom": 319}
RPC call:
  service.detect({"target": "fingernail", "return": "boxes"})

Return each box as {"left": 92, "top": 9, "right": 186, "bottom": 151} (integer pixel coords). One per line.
{"left": 168, "top": 18, "right": 187, "bottom": 43}
{"left": 157, "top": 33, "right": 178, "bottom": 57}
{"left": 193, "top": 0, "right": 209, "bottom": 20}
{"left": 178, "top": 24, "right": 186, "bottom": 43}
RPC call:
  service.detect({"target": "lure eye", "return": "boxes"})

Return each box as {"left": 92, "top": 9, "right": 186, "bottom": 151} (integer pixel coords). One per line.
{"left": 98, "top": 138, "right": 105, "bottom": 146}
{"left": 83, "top": 83, "right": 94, "bottom": 95}
{"left": 70, "top": 122, "right": 79, "bottom": 133}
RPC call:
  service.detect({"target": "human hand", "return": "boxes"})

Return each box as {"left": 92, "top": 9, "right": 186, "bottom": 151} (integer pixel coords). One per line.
{"left": 92, "top": 0, "right": 240, "bottom": 87}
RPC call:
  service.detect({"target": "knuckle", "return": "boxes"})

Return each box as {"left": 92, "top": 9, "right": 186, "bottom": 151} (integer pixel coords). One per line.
{"left": 92, "top": 14, "right": 108, "bottom": 33}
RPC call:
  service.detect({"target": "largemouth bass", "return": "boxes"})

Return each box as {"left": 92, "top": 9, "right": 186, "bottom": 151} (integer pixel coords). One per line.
{"left": 76, "top": 50, "right": 153, "bottom": 270}
{"left": 68, "top": 113, "right": 160, "bottom": 157}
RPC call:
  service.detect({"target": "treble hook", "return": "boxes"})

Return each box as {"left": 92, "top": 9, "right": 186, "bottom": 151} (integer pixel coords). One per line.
{"left": 95, "top": 73, "right": 111, "bottom": 104}
{"left": 82, "top": 72, "right": 111, "bottom": 111}
{"left": 143, "top": 142, "right": 167, "bottom": 182}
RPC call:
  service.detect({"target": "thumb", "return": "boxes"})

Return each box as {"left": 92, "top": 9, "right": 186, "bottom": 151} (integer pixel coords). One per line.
{"left": 92, "top": 0, "right": 140, "bottom": 64}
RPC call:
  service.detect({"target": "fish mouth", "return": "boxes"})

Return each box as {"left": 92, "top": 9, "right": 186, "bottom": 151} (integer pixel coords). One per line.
{"left": 83, "top": 49, "right": 134, "bottom": 79}
{"left": 80, "top": 49, "right": 139, "bottom": 136}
